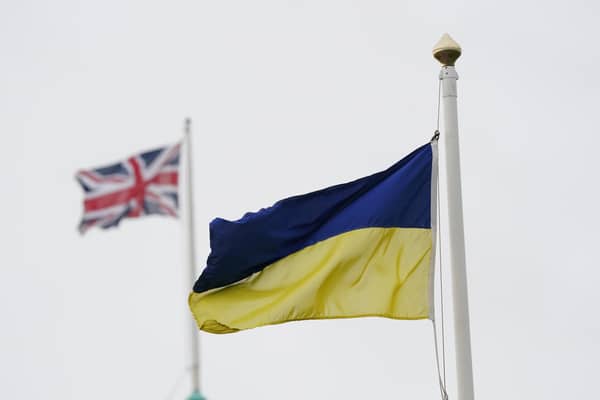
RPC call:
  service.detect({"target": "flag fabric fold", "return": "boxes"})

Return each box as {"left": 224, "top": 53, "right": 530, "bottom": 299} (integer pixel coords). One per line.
{"left": 76, "top": 143, "right": 180, "bottom": 234}
{"left": 189, "top": 142, "right": 438, "bottom": 333}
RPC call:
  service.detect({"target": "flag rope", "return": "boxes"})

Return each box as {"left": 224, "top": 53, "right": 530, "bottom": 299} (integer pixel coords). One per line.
{"left": 436, "top": 78, "right": 442, "bottom": 132}
{"left": 432, "top": 76, "right": 449, "bottom": 400}
{"left": 163, "top": 366, "right": 190, "bottom": 400}
{"left": 436, "top": 70, "right": 447, "bottom": 390}
{"left": 432, "top": 169, "right": 449, "bottom": 400}
{"left": 433, "top": 320, "right": 449, "bottom": 400}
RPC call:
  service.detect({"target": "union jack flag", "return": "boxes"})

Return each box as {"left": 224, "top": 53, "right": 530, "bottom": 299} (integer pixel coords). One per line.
{"left": 76, "top": 143, "right": 180, "bottom": 234}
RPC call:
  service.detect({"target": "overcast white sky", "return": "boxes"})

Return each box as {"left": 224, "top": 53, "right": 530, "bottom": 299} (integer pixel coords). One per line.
{"left": 3, "top": 1, "right": 600, "bottom": 399}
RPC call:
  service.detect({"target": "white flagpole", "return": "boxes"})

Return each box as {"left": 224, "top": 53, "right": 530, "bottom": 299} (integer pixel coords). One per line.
{"left": 433, "top": 34, "right": 475, "bottom": 400}
{"left": 183, "top": 118, "right": 205, "bottom": 400}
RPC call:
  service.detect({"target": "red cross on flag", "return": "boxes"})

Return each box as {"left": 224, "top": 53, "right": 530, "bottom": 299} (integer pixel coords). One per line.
{"left": 75, "top": 143, "right": 180, "bottom": 234}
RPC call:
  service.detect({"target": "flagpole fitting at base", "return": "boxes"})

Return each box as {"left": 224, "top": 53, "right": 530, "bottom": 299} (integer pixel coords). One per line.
{"left": 187, "top": 390, "right": 207, "bottom": 400}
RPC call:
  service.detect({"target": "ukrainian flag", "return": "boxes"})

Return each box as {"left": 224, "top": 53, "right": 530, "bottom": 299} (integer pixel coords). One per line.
{"left": 189, "top": 142, "right": 438, "bottom": 334}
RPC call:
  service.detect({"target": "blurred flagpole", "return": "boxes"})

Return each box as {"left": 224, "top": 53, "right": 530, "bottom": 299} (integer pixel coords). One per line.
{"left": 433, "top": 34, "right": 475, "bottom": 400}
{"left": 183, "top": 118, "right": 206, "bottom": 400}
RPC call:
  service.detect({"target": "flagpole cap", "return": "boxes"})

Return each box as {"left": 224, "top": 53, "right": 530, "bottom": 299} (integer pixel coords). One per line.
{"left": 433, "top": 33, "right": 462, "bottom": 66}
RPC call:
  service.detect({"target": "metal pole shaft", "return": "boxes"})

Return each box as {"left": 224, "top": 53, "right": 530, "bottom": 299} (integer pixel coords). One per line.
{"left": 440, "top": 66, "right": 474, "bottom": 400}
{"left": 184, "top": 118, "right": 201, "bottom": 393}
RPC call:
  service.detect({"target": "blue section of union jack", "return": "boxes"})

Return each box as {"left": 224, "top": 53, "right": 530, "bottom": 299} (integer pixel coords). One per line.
{"left": 76, "top": 143, "right": 180, "bottom": 234}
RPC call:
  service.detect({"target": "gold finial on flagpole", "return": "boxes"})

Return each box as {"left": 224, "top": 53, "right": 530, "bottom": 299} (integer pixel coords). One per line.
{"left": 433, "top": 33, "right": 462, "bottom": 66}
